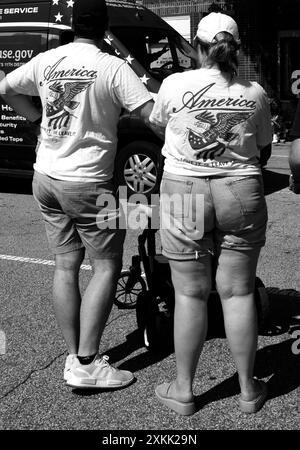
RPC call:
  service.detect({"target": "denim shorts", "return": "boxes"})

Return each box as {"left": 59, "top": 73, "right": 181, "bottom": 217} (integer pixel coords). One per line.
{"left": 160, "top": 172, "right": 268, "bottom": 261}
{"left": 32, "top": 171, "right": 125, "bottom": 259}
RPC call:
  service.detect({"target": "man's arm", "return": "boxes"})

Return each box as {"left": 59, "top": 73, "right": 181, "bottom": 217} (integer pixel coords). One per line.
{"left": 133, "top": 99, "right": 154, "bottom": 127}
{"left": 133, "top": 99, "right": 165, "bottom": 141}
{"left": 0, "top": 77, "right": 41, "bottom": 123}
{"left": 149, "top": 121, "right": 165, "bottom": 141}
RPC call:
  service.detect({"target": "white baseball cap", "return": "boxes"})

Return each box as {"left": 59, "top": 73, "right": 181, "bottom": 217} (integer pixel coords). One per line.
{"left": 195, "top": 12, "right": 240, "bottom": 44}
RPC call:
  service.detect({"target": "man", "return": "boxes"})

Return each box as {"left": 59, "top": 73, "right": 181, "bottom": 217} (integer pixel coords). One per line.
{"left": 289, "top": 100, "right": 300, "bottom": 194}
{"left": 0, "top": 0, "right": 154, "bottom": 389}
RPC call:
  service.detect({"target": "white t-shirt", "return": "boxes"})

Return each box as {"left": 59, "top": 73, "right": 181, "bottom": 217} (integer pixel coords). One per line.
{"left": 7, "top": 42, "right": 152, "bottom": 181}
{"left": 150, "top": 68, "right": 272, "bottom": 176}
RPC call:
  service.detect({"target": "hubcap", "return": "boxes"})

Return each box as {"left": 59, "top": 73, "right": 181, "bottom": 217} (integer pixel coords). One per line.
{"left": 124, "top": 153, "right": 157, "bottom": 194}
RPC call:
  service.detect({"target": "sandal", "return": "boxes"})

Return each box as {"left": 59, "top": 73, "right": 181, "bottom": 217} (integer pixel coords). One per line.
{"left": 155, "top": 382, "right": 196, "bottom": 416}
{"left": 239, "top": 379, "right": 268, "bottom": 414}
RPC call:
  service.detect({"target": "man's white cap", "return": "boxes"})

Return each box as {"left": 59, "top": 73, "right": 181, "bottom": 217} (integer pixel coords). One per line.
{"left": 196, "top": 12, "right": 240, "bottom": 44}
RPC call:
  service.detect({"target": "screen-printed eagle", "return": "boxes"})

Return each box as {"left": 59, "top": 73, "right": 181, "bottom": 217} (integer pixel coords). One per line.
{"left": 46, "top": 80, "right": 94, "bottom": 129}
{"left": 188, "top": 110, "right": 254, "bottom": 154}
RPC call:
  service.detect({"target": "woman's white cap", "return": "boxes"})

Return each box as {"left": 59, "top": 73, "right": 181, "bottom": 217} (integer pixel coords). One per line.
{"left": 196, "top": 12, "right": 240, "bottom": 44}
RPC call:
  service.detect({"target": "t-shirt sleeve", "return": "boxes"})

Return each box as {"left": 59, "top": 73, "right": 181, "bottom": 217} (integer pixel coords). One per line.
{"left": 149, "top": 78, "right": 171, "bottom": 127}
{"left": 254, "top": 83, "right": 272, "bottom": 147}
{"left": 6, "top": 53, "right": 41, "bottom": 96}
{"left": 111, "top": 62, "right": 153, "bottom": 112}
{"left": 290, "top": 99, "right": 300, "bottom": 138}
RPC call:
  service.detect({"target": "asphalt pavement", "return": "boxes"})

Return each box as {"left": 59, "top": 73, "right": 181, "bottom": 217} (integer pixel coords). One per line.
{"left": 0, "top": 143, "right": 299, "bottom": 435}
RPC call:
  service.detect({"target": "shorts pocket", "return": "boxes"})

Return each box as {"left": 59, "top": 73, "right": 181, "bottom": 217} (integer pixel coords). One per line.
{"left": 226, "top": 176, "right": 265, "bottom": 215}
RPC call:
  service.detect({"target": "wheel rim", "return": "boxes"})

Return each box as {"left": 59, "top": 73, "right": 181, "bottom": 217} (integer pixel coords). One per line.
{"left": 115, "top": 273, "right": 146, "bottom": 309}
{"left": 124, "top": 153, "right": 157, "bottom": 194}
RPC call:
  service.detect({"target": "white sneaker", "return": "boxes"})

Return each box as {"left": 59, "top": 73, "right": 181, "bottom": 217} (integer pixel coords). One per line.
{"left": 63, "top": 354, "right": 77, "bottom": 382}
{"left": 66, "top": 355, "right": 134, "bottom": 389}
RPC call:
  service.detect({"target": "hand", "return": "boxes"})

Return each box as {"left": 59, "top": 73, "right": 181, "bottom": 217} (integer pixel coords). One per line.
{"left": 289, "top": 174, "right": 300, "bottom": 194}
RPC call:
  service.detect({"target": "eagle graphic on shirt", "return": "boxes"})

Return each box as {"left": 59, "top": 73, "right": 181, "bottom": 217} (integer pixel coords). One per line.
{"left": 46, "top": 80, "right": 94, "bottom": 130}
{"left": 187, "top": 110, "right": 253, "bottom": 160}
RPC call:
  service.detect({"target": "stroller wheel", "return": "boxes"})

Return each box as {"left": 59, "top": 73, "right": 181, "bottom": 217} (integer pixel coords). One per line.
{"left": 114, "top": 270, "right": 147, "bottom": 309}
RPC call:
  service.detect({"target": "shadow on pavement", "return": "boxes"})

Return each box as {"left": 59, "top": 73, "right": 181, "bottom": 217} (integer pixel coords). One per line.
{"left": 107, "top": 329, "right": 174, "bottom": 372}
{"left": 262, "top": 169, "right": 289, "bottom": 195}
{"left": 254, "top": 339, "right": 300, "bottom": 401}
{"left": 260, "top": 288, "right": 300, "bottom": 337}
{"left": 99, "top": 287, "right": 300, "bottom": 407}
{"left": 194, "top": 335, "right": 300, "bottom": 410}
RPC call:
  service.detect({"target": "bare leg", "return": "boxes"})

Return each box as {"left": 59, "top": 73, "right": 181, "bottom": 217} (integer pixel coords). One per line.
{"left": 216, "top": 247, "right": 262, "bottom": 400}
{"left": 53, "top": 248, "right": 85, "bottom": 354}
{"left": 78, "top": 257, "right": 122, "bottom": 357}
{"left": 167, "top": 256, "right": 211, "bottom": 401}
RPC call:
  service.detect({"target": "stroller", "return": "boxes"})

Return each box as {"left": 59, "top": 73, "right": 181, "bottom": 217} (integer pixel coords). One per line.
{"left": 115, "top": 225, "right": 270, "bottom": 354}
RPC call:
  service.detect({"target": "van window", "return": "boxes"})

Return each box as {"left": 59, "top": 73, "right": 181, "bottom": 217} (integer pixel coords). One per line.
{"left": 104, "top": 26, "right": 197, "bottom": 82}
{"left": 147, "top": 32, "right": 197, "bottom": 77}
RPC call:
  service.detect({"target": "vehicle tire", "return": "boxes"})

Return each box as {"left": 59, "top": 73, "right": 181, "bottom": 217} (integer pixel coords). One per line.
{"left": 115, "top": 141, "right": 161, "bottom": 196}
{"left": 115, "top": 270, "right": 147, "bottom": 309}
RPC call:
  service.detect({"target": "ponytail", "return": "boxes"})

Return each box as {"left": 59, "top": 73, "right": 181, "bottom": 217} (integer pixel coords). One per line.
{"left": 196, "top": 31, "right": 239, "bottom": 79}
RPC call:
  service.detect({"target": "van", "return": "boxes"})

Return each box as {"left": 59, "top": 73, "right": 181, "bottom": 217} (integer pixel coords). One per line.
{"left": 0, "top": 0, "right": 197, "bottom": 194}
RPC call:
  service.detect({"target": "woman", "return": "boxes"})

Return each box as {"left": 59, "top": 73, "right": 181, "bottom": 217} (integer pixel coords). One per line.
{"left": 149, "top": 12, "right": 272, "bottom": 416}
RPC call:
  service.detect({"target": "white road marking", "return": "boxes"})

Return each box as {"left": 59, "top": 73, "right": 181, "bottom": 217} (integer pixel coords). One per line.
{"left": 0, "top": 254, "right": 92, "bottom": 270}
